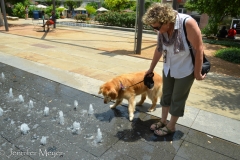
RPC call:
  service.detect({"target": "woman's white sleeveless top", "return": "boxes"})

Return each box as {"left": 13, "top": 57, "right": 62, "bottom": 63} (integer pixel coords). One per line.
{"left": 159, "top": 13, "right": 195, "bottom": 79}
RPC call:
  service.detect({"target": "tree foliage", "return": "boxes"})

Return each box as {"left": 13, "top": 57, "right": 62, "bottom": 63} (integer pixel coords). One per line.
{"left": 38, "top": 0, "right": 62, "bottom": 6}
{"left": 145, "top": 0, "right": 161, "bottom": 10}
{"left": 5, "top": 0, "right": 26, "bottom": 4}
{"left": 64, "top": 0, "right": 81, "bottom": 11}
{"left": 85, "top": 5, "right": 96, "bottom": 16}
{"left": 104, "top": 0, "right": 130, "bottom": 11}
{"left": 185, "top": 0, "right": 240, "bottom": 18}
{"left": 184, "top": 0, "right": 240, "bottom": 36}
{"left": 87, "top": 2, "right": 98, "bottom": 9}
{"left": 12, "top": 2, "right": 25, "bottom": 18}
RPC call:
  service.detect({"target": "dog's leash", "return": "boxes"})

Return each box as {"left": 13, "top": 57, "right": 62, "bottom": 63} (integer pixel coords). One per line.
{"left": 119, "top": 72, "right": 154, "bottom": 91}
{"left": 120, "top": 80, "right": 144, "bottom": 90}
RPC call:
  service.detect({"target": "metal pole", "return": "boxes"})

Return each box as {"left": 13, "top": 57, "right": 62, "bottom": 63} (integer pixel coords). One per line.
{"left": 136, "top": 0, "right": 144, "bottom": 54}
{"left": 172, "top": 0, "right": 177, "bottom": 10}
{"left": 0, "top": 0, "right": 9, "bottom": 31}
{"left": 53, "top": 0, "right": 56, "bottom": 28}
{"left": 133, "top": 0, "right": 138, "bottom": 53}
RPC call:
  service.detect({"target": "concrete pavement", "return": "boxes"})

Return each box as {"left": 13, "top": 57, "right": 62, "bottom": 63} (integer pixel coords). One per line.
{"left": 0, "top": 62, "right": 239, "bottom": 160}
{"left": 0, "top": 18, "right": 240, "bottom": 152}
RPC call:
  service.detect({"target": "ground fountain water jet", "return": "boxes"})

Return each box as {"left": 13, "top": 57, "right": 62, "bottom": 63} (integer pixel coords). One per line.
{"left": 88, "top": 104, "right": 94, "bottom": 115}
{"left": 19, "top": 95, "right": 24, "bottom": 102}
{"left": 74, "top": 100, "right": 78, "bottom": 110}
{"left": 40, "top": 136, "right": 47, "bottom": 145}
{"left": 29, "top": 100, "right": 34, "bottom": 109}
{"left": 0, "top": 107, "right": 3, "bottom": 116}
{"left": 94, "top": 128, "right": 103, "bottom": 144}
{"left": 72, "top": 121, "right": 81, "bottom": 134}
{"left": 43, "top": 107, "right": 49, "bottom": 116}
{"left": 1, "top": 72, "right": 5, "bottom": 80}
{"left": 59, "top": 111, "right": 64, "bottom": 125}
{"left": 9, "top": 88, "right": 13, "bottom": 98}
{"left": 20, "top": 123, "right": 30, "bottom": 135}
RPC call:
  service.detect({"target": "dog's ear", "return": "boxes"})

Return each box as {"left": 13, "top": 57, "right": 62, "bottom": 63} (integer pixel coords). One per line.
{"left": 109, "top": 89, "right": 118, "bottom": 100}
{"left": 98, "top": 86, "right": 103, "bottom": 94}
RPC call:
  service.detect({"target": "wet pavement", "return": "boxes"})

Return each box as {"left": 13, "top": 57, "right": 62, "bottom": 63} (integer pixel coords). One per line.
{"left": 0, "top": 63, "right": 240, "bottom": 160}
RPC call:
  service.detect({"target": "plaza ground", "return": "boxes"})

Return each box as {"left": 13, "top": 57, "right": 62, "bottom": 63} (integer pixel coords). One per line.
{"left": 0, "top": 18, "right": 239, "bottom": 159}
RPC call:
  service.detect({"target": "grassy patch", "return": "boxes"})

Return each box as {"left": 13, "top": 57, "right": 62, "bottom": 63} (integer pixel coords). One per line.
{"left": 203, "top": 39, "right": 240, "bottom": 48}
{"left": 215, "top": 48, "right": 240, "bottom": 64}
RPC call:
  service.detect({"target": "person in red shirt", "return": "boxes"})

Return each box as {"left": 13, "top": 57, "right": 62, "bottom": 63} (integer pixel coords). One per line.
{"left": 227, "top": 27, "right": 237, "bottom": 39}
{"left": 42, "top": 11, "right": 55, "bottom": 31}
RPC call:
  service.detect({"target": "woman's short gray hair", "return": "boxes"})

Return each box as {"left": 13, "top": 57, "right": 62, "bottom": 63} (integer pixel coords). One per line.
{"left": 142, "top": 3, "right": 176, "bottom": 25}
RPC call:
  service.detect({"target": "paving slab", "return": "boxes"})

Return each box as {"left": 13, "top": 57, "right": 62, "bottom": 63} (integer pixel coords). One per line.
{"left": 185, "top": 129, "right": 240, "bottom": 159}
{"left": 112, "top": 140, "right": 175, "bottom": 160}
{"left": 0, "top": 137, "right": 23, "bottom": 160}
{"left": 99, "top": 148, "right": 136, "bottom": 160}
{"left": 191, "top": 110, "right": 240, "bottom": 145}
{"left": 176, "top": 141, "right": 233, "bottom": 160}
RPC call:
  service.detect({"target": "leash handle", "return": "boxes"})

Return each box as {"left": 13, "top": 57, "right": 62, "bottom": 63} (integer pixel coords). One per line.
{"left": 145, "top": 72, "right": 154, "bottom": 78}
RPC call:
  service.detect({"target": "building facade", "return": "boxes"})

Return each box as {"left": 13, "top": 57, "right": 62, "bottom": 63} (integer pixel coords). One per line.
{"left": 162, "top": 0, "right": 209, "bottom": 29}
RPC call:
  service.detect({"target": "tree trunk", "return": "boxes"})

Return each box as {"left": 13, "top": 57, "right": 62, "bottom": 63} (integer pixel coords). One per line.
{"left": 0, "top": 8, "right": 3, "bottom": 26}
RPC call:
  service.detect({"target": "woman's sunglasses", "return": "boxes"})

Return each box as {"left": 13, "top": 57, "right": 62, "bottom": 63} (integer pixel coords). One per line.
{"left": 150, "top": 23, "right": 163, "bottom": 31}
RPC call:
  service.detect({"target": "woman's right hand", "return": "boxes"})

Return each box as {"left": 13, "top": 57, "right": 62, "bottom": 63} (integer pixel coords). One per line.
{"left": 145, "top": 69, "right": 154, "bottom": 76}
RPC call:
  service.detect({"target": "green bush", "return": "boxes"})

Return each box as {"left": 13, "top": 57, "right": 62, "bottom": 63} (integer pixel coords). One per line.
{"left": 11, "top": 0, "right": 31, "bottom": 17}
{"left": 44, "top": 5, "right": 60, "bottom": 19}
{"left": 201, "top": 22, "right": 218, "bottom": 37}
{"left": 11, "top": 3, "right": 60, "bottom": 19}
{"left": 203, "top": 39, "right": 240, "bottom": 48}
{"left": 74, "top": 14, "right": 87, "bottom": 22}
{"left": 215, "top": 48, "right": 240, "bottom": 64}
{"left": 12, "top": 3, "right": 25, "bottom": 18}
{"left": 95, "top": 11, "right": 136, "bottom": 28}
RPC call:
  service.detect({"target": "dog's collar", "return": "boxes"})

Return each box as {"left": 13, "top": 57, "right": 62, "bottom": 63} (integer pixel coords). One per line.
{"left": 119, "top": 81, "right": 126, "bottom": 90}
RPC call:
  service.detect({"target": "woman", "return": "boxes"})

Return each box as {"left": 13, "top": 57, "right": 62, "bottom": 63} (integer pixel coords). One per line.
{"left": 25, "top": 6, "right": 29, "bottom": 20}
{"left": 142, "top": 3, "right": 205, "bottom": 136}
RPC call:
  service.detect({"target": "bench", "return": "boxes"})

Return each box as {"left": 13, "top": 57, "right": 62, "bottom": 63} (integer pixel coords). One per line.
{"left": 6, "top": 16, "right": 19, "bottom": 21}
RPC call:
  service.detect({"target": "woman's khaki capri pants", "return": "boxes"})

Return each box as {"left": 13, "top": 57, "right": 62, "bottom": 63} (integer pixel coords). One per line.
{"left": 160, "top": 70, "right": 194, "bottom": 117}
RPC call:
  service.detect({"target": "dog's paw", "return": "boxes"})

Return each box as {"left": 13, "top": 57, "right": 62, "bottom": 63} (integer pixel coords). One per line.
{"left": 148, "top": 108, "right": 155, "bottom": 112}
{"left": 129, "top": 113, "right": 134, "bottom": 121}
{"left": 110, "top": 104, "right": 116, "bottom": 109}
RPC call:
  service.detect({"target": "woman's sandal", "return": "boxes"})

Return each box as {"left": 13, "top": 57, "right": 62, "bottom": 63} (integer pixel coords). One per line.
{"left": 154, "top": 126, "right": 175, "bottom": 136}
{"left": 150, "top": 120, "right": 166, "bottom": 131}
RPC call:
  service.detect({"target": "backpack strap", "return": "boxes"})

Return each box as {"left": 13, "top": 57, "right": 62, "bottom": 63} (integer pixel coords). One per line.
{"left": 183, "top": 17, "right": 195, "bottom": 66}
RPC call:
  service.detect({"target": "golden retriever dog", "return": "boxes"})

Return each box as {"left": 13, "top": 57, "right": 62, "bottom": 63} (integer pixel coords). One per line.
{"left": 98, "top": 71, "right": 162, "bottom": 121}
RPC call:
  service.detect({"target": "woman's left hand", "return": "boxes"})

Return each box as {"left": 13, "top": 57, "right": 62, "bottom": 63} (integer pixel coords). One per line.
{"left": 195, "top": 72, "right": 206, "bottom": 80}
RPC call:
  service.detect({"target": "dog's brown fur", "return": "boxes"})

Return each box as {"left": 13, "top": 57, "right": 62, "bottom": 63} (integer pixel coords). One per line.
{"left": 98, "top": 71, "right": 162, "bottom": 121}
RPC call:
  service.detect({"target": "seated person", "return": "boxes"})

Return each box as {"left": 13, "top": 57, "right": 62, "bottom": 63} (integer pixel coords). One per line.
{"left": 217, "top": 26, "right": 228, "bottom": 38}
{"left": 227, "top": 27, "right": 237, "bottom": 39}
{"left": 42, "top": 11, "right": 55, "bottom": 30}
